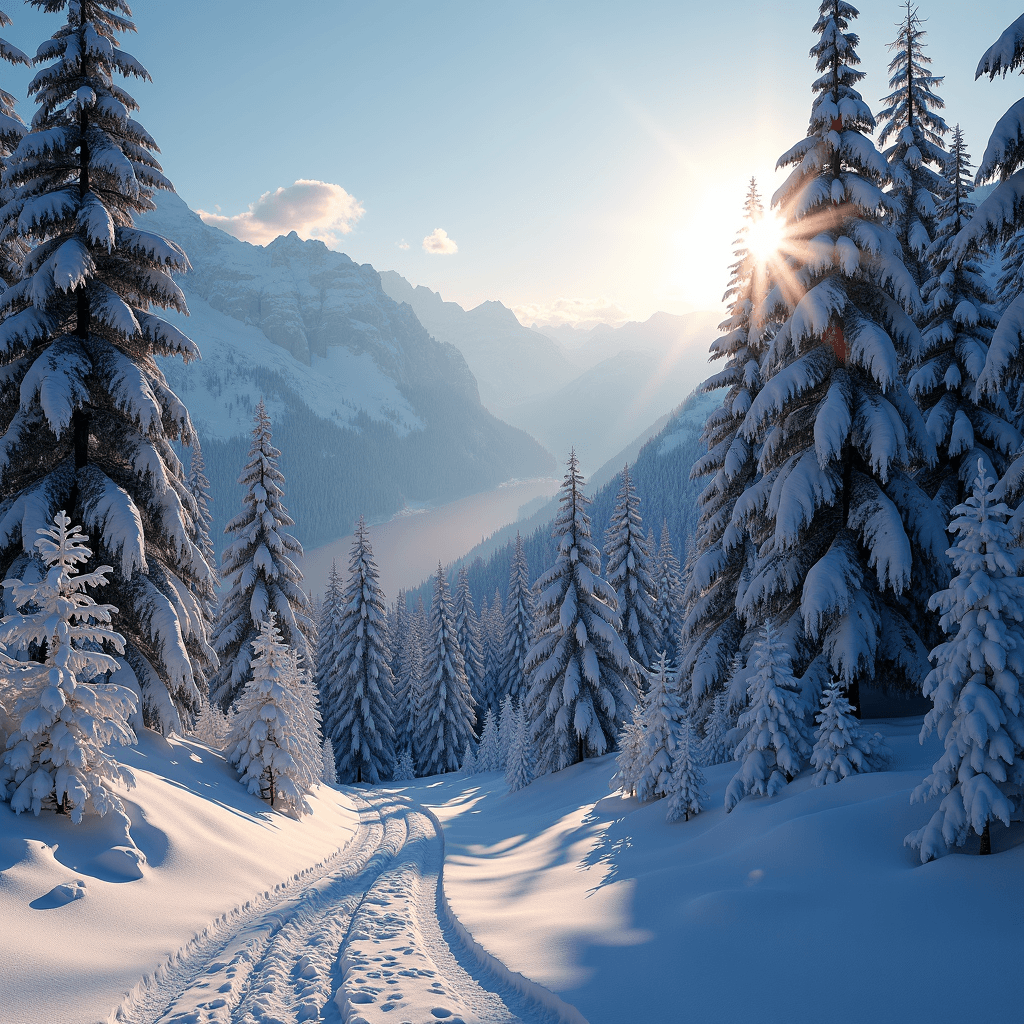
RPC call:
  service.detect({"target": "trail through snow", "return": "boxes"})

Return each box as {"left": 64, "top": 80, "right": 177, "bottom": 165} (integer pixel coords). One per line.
{"left": 110, "top": 791, "right": 586, "bottom": 1024}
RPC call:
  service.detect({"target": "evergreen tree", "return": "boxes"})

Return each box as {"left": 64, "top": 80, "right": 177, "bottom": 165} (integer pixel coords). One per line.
{"left": 681, "top": 179, "right": 774, "bottom": 706}
{"left": 604, "top": 465, "right": 660, "bottom": 676}
{"left": 482, "top": 588, "right": 503, "bottom": 709}
{"left": 461, "top": 739, "right": 477, "bottom": 775}
{"left": 525, "top": 450, "right": 634, "bottom": 771}
{"left": 665, "top": 714, "right": 707, "bottom": 823}
{"left": 453, "top": 566, "right": 485, "bottom": 716}
{"left": 911, "top": 127, "right": 1016, "bottom": 515}
{"left": 210, "top": 401, "right": 311, "bottom": 708}
{"left": 314, "top": 560, "right": 342, "bottom": 715}
{"left": 654, "top": 521, "right": 683, "bottom": 665}
{"left": 725, "top": 621, "right": 812, "bottom": 811}
{"left": 734, "top": 0, "right": 936, "bottom": 706}
{"left": 415, "top": 564, "right": 476, "bottom": 776}
{"left": 192, "top": 697, "right": 231, "bottom": 749}
{"left": 410, "top": 594, "right": 429, "bottom": 772}
{"left": 612, "top": 694, "right": 648, "bottom": 799}
{"left": 322, "top": 517, "right": 395, "bottom": 784}
{"left": 810, "top": 683, "right": 888, "bottom": 785}
{"left": 702, "top": 692, "right": 732, "bottom": 766}
{"left": 876, "top": 1, "right": 948, "bottom": 290}
{"left": 634, "top": 654, "right": 685, "bottom": 803}
{"left": 321, "top": 737, "right": 338, "bottom": 785}
{"left": 504, "top": 700, "right": 534, "bottom": 793}
{"left": 0, "top": 0, "right": 217, "bottom": 733}
{"left": 497, "top": 533, "right": 535, "bottom": 704}
{"left": 907, "top": 462, "right": 1024, "bottom": 860}
{"left": 392, "top": 747, "right": 416, "bottom": 782}
{"left": 226, "top": 613, "right": 313, "bottom": 815}
{"left": 497, "top": 691, "right": 515, "bottom": 769}
{"left": 0, "top": 511, "right": 135, "bottom": 822}
{"left": 291, "top": 648, "right": 323, "bottom": 789}
{"left": 0, "top": 8, "right": 27, "bottom": 288}
{"left": 477, "top": 705, "right": 500, "bottom": 771}
{"left": 390, "top": 590, "right": 416, "bottom": 759}
{"left": 186, "top": 440, "right": 217, "bottom": 600}
{"left": 950, "top": 16, "right": 1024, "bottom": 533}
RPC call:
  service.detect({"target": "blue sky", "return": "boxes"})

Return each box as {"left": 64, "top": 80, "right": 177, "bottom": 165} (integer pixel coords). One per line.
{"left": 4, "top": 0, "right": 1021, "bottom": 324}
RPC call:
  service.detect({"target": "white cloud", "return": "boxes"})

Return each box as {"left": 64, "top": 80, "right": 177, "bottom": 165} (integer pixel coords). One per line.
{"left": 512, "top": 297, "right": 630, "bottom": 330}
{"left": 396, "top": 239, "right": 410, "bottom": 250}
{"left": 422, "top": 228, "right": 458, "bottom": 255}
{"left": 197, "top": 179, "right": 364, "bottom": 246}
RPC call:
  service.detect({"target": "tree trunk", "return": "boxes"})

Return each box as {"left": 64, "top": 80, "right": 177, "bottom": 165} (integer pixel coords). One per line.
{"left": 577, "top": 732, "right": 584, "bottom": 765}
{"left": 980, "top": 821, "right": 991, "bottom": 856}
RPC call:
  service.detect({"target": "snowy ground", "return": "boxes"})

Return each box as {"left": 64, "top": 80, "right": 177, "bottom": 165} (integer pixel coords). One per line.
{"left": 404, "top": 717, "right": 1024, "bottom": 1024}
{"left": 0, "top": 735, "right": 583, "bottom": 1024}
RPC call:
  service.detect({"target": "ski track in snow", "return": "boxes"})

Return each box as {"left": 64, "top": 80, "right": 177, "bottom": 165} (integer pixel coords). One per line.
{"left": 108, "top": 791, "right": 586, "bottom": 1024}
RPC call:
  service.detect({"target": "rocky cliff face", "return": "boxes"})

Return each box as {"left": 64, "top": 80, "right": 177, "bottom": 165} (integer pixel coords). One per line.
{"left": 135, "top": 192, "right": 552, "bottom": 553}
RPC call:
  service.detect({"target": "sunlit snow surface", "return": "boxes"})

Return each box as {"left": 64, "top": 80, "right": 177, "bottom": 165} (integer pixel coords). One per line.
{"left": 409, "top": 717, "right": 1023, "bottom": 1024}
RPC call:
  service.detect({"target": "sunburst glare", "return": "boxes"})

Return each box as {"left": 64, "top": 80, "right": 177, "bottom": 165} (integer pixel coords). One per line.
{"left": 745, "top": 209, "right": 786, "bottom": 264}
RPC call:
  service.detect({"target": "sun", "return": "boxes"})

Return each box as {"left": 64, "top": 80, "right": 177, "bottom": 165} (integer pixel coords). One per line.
{"left": 745, "top": 210, "right": 785, "bottom": 264}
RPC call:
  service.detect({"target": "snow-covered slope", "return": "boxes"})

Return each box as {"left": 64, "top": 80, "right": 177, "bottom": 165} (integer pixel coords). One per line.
{"left": 0, "top": 731, "right": 358, "bottom": 1024}
{"left": 408, "top": 720, "right": 1023, "bottom": 1024}
{"left": 379, "top": 271, "right": 577, "bottom": 413}
{"left": 135, "top": 194, "right": 553, "bottom": 551}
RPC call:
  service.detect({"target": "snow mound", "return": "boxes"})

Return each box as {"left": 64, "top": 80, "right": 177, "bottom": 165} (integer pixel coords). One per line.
{"left": 0, "top": 730, "right": 358, "bottom": 1024}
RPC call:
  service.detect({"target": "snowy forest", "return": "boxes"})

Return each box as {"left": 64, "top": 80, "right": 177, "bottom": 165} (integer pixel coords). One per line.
{"left": 0, "top": 1, "right": 1021, "bottom": 1022}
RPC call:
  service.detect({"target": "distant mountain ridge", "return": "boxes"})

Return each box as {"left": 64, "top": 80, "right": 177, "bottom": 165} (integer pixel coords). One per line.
{"left": 137, "top": 192, "right": 553, "bottom": 552}
{"left": 379, "top": 271, "right": 722, "bottom": 475}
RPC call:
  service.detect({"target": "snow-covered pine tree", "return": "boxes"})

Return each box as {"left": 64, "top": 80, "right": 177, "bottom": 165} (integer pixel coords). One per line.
{"left": 497, "top": 691, "right": 515, "bottom": 769}
{"left": 810, "top": 682, "right": 887, "bottom": 785}
{"left": 314, "top": 560, "right": 341, "bottom": 712}
{"left": 497, "top": 533, "right": 536, "bottom": 705}
{"left": 0, "top": 9, "right": 27, "bottom": 287}
{"left": 454, "top": 565, "right": 486, "bottom": 718}
{"left": 391, "top": 592, "right": 417, "bottom": 765}
{"left": 906, "top": 461, "right": 1024, "bottom": 859}
{"left": 482, "top": 587, "right": 504, "bottom": 709}
{"left": 192, "top": 697, "right": 231, "bottom": 749}
{"left": 321, "top": 737, "right": 338, "bottom": 785}
{"left": 611, "top": 693, "right": 647, "bottom": 799}
{"left": 410, "top": 594, "right": 429, "bottom": 772}
{"left": 702, "top": 692, "right": 733, "bottom": 766}
{"left": 226, "top": 613, "right": 312, "bottom": 815}
{"left": 525, "top": 450, "right": 634, "bottom": 771}
{"left": 186, "top": 440, "right": 216, "bottom": 600}
{"left": 0, "top": 1, "right": 217, "bottom": 734}
{"left": 210, "top": 401, "right": 311, "bottom": 708}
{"left": 910, "top": 126, "right": 1016, "bottom": 519}
{"left": 504, "top": 700, "right": 533, "bottom": 793}
{"left": 392, "top": 747, "right": 415, "bottom": 782}
{"left": 462, "top": 739, "right": 477, "bottom": 775}
{"left": 292, "top": 649, "right": 324, "bottom": 788}
{"left": 477, "top": 704, "right": 500, "bottom": 771}
{"left": 734, "top": 0, "right": 939, "bottom": 707}
{"left": 604, "top": 465, "right": 660, "bottom": 677}
{"left": 415, "top": 564, "right": 476, "bottom": 776}
{"left": 322, "top": 516, "right": 395, "bottom": 784}
{"left": 725, "top": 620, "right": 812, "bottom": 811}
{"left": 680, "top": 179, "right": 774, "bottom": 708}
{"left": 634, "top": 653, "right": 685, "bottom": 802}
{"left": 876, "top": 1, "right": 948, "bottom": 291}
{"left": 654, "top": 521, "right": 683, "bottom": 666}
{"left": 665, "top": 713, "right": 707, "bottom": 823}
{"left": 0, "top": 511, "right": 135, "bottom": 822}
{"left": 948, "top": 20, "right": 1024, "bottom": 539}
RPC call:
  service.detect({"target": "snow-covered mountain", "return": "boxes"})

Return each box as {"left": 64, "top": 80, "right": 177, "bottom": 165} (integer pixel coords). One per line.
{"left": 378, "top": 272, "right": 577, "bottom": 412}
{"left": 379, "top": 272, "right": 721, "bottom": 473}
{"left": 135, "top": 193, "right": 553, "bottom": 551}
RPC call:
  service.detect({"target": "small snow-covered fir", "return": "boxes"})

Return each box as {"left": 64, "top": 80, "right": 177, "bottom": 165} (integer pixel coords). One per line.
{"left": 665, "top": 713, "right": 707, "bottom": 823}
{"left": 505, "top": 700, "right": 534, "bottom": 793}
{"left": 612, "top": 691, "right": 648, "bottom": 799}
{"left": 702, "top": 692, "right": 733, "bottom": 767}
{"left": 496, "top": 534, "right": 535, "bottom": 705}
{"left": 226, "top": 614, "right": 314, "bottom": 816}
{"left": 725, "top": 621, "right": 812, "bottom": 811}
{"left": 321, "top": 737, "right": 338, "bottom": 786}
{"left": 907, "top": 462, "right": 1024, "bottom": 860}
{"left": 810, "top": 684, "right": 888, "bottom": 786}
{"left": 477, "top": 705, "right": 501, "bottom": 772}
{"left": 634, "top": 654, "right": 685, "bottom": 803}
{"left": 0, "top": 512, "right": 136, "bottom": 823}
